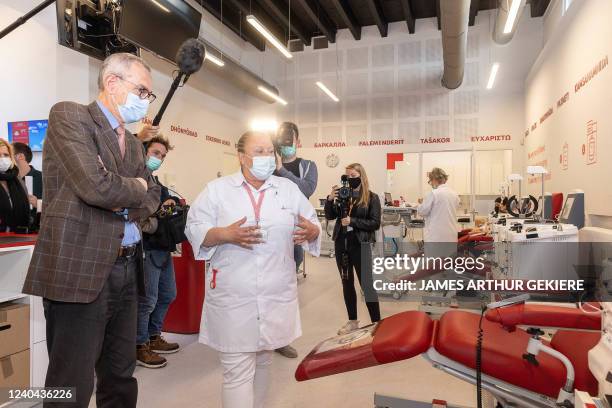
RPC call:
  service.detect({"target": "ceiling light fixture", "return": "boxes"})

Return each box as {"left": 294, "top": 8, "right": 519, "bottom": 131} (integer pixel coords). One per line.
{"left": 316, "top": 81, "right": 340, "bottom": 102}
{"left": 150, "top": 0, "right": 170, "bottom": 13}
{"left": 486, "top": 63, "right": 500, "bottom": 90}
{"left": 246, "top": 15, "right": 293, "bottom": 59}
{"left": 258, "top": 86, "right": 288, "bottom": 105}
{"left": 503, "top": 0, "right": 521, "bottom": 34}
{"left": 205, "top": 53, "right": 225, "bottom": 67}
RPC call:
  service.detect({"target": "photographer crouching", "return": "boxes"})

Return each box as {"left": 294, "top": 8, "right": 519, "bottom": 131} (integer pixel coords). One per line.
{"left": 325, "top": 163, "right": 381, "bottom": 335}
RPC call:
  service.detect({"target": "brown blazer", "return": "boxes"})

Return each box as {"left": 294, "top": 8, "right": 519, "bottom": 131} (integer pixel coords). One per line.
{"left": 22, "top": 101, "right": 161, "bottom": 303}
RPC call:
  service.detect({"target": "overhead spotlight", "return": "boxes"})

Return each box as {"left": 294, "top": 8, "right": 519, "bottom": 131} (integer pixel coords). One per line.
{"left": 316, "top": 81, "right": 339, "bottom": 102}
{"left": 486, "top": 63, "right": 500, "bottom": 90}
{"left": 205, "top": 53, "right": 225, "bottom": 67}
{"left": 250, "top": 118, "right": 279, "bottom": 132}
{"left": 246, "top": 15, "right": 293, "bottom": 59}
{"left": 258, "top": 86, "right": 288, "bottom": 105}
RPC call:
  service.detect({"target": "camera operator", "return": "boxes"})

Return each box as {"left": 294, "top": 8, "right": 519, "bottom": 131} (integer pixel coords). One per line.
{"left": 325, "top": 163, "right": 381, "bottom": 335}
{"left": 273, "top": 122, "right": 318, "bottom": 359}
{"left": 136, "top": 135, "right": 181, "bottom": 369}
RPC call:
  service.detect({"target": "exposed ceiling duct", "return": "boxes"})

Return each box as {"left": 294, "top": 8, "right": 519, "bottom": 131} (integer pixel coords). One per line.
{"left": 493, "top": 0, "right": 527, "bottom": 45}
{"left": 440, "top": 0, "right": 471, "bottom": 90}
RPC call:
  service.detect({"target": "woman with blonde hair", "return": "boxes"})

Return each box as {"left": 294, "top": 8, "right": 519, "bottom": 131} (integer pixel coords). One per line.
{"left": 0, "top": 139, "right": 31, "bottom": 232}
{"left": 325, "top": 163, "right": 382, "bottom": 335}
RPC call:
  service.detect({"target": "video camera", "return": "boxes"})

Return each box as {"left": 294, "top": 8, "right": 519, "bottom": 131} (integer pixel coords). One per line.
{"left": 337, "top": 175, "right": 353, "bottom": 219}
{"left": 273, "top": 122, "right": 298, "bottom": 152}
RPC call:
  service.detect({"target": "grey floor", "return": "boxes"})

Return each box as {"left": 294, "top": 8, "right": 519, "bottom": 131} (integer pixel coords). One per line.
{"left": 98, "top": 254, "right": 476, "bottom": 407}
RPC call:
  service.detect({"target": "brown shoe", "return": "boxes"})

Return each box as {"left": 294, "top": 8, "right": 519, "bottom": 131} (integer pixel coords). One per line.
{"left": 136, "top": 343, "right": 167, "bottom": 368}
{"left": 149, "top": 334, "right": 180, "bottom": 354}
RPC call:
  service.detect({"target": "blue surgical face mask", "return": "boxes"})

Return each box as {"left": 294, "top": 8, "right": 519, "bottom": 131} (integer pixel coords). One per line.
{"left": 248, "top": 155, "right": 276, "bottom": 181}
{"left": 116, "top": 92, "right": 150, "bottom": 124}
{"left": 146, "top": 156, "right": 162, "bottom": 172}
{"left": 280, "top": 145, "right": 296, "bottom": 157}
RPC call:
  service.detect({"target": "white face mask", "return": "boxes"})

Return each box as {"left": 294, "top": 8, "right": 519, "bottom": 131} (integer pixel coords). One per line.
{"left": 247, "top": 155, "right": 276, "bottom": 181}
{"left": 0, "top": 157, "right": 12, "bottom": 173}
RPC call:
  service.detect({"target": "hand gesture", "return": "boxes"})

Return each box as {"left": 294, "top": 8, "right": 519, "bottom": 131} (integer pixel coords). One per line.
{"left": 341, "top": 216, "right": 351, "bottom": 227}
{"left": 137, "top": 124, "right": 160, "bottom": 142}
{"left": 223, "top": 217, "right": 263, "bottom": 249}
{"left": 328, "top": 185, "right": 339, "bottom": 201}
{"left": 293, "top": 215, "right": 320, "bottom": 244}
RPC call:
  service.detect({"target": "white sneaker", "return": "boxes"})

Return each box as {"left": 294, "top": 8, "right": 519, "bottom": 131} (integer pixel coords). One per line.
{"left": 337, "top": 320, "right": 359, "bottom": 335}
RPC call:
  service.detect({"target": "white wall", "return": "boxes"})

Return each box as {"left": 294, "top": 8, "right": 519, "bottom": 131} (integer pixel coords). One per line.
{"left": 265, "top": 10, "right": 543, "bottom": 205}
{"left": 524, "top": 0, "right": 612, "bottom": 223}
{"left": 0, "top": 0, "right": 283, "bottom": 203}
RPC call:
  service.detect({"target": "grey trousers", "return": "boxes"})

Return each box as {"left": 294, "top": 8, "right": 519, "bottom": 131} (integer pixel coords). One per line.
{"left": 43, "top": 256, "right": 138, "bottom": 408}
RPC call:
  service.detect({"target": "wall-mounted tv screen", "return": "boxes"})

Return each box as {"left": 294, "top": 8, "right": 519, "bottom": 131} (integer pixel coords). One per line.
{"left": 118, "top": 0, "right": 202, "bottom": 64}
{"left": 7, "top": 120, "right": 48, "bottom": 152}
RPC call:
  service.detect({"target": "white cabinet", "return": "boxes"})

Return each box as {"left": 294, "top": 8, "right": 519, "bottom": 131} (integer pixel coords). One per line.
{"left": 0, "top": 242, "right": 48, "bottom": 389}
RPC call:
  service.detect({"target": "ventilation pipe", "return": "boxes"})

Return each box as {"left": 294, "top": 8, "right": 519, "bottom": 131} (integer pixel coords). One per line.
{"left": 493, "top": 0, "right": 527, "bottom": 45}
{"left": 440, "top": 0, "right": 471, "bottom": 89}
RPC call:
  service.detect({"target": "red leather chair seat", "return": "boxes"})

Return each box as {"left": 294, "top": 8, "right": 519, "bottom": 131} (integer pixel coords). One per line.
{"left": 295, "top": 311, "right": 433, "bottom": 381}
{"left": 435, "top": 311, "right": 569, "bottom": 398}
{"left": 551, "top": 330, "right": 600, "bottom": 396}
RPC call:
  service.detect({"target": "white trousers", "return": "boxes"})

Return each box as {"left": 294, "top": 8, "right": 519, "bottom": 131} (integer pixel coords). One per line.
{"left": 219, "top": 350, "right": 274, "bottom": 408}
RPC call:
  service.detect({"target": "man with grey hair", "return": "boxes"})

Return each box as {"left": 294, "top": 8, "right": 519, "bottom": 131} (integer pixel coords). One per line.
{"left": 23, "top": 52, "right": 161, "bottom": 408}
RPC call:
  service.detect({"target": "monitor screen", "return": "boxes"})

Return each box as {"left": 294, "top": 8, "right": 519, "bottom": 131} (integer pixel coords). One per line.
{"left": 7, "top": 120, "right": 48, "bottom": 152}
{"left": 118, "top": 0, "right": 202, "bottom": 64}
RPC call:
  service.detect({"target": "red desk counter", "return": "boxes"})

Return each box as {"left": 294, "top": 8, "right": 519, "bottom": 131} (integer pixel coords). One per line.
{"left": 0, "top": 233, "right": 38, "bottom": 248}
{"left": 163, "top": 241, "right": 206, "bottom": 334}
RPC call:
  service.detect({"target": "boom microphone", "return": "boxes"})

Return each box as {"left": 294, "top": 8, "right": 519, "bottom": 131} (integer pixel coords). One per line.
{"left": 152, "top": 38, "right": 205, "bottom": 126}
{"left": 176, "top": 38, "right": 205, "bottom": 75}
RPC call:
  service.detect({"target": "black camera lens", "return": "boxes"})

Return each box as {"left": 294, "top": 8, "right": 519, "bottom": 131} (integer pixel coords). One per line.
{"left": 338, "top": 186, "right": 351, "bottom": 200}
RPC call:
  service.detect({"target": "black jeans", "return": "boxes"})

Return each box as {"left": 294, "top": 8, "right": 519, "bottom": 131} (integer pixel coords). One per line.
{"left": 334, "top": 233, "right": 381, "bottom": 323}
{"left": 43, "top": 256, "right": 138, "bottom": 408}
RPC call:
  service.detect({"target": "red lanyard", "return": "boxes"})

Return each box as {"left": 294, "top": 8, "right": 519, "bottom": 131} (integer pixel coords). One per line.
{"left": 242, "top": 183, "right": 266, "bottom": 226}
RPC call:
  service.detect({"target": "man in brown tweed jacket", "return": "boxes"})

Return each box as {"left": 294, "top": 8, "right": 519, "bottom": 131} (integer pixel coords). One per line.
{"left": 23, "top": 53, "right": 161, "bottom": 408}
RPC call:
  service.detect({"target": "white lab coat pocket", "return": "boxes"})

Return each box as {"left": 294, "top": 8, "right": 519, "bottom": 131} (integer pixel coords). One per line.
{"left": 206, "top": 257, "right": 237, "bottom": 308}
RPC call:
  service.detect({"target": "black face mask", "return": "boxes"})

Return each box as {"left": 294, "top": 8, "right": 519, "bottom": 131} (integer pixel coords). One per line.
{"left": 348, "top": 177, "right": 361, "bottom": 189}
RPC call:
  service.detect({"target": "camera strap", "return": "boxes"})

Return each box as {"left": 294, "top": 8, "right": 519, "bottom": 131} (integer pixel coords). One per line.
{"left": 242, "top": 183, "right": 267, "bottom": 226}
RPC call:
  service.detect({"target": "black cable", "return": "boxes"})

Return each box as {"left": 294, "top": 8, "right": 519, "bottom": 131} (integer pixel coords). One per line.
{"left": 476, "top": 306, "right": 486, "bottom": 408}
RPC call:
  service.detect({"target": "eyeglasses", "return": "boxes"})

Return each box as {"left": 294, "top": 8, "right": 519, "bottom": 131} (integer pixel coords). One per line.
{"left": 114, "top": 75, "right": 156, "bottom": 103}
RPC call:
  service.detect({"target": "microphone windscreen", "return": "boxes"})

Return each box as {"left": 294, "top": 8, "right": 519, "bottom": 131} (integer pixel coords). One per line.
{"left": 341, "top": 175, "right": 348, "bottom": 182}
{"left": 176, "top": 38, "right": 205, "bottom": 74}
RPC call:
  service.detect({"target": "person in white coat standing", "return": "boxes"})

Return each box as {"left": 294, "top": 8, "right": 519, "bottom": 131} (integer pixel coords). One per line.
{"left": 417, "top": 167, "right": 460, "bottom": 256}
{"left": 185, "top": 131, "right": 321, "bottom": 408}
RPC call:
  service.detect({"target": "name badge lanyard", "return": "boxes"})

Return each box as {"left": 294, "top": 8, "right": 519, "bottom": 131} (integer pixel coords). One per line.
{"left": 243, "top": 183, "right": 267, "bottom": 227}
{"left": 210, "top": 185, "right": 266, "bottom": 290}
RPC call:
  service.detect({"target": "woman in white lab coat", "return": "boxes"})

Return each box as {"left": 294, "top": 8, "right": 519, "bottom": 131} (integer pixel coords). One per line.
{"left": 185, "top": 131, "right": 321, "bottom": 408}
{"left": 417, "top": 167, "right": 460, "bottom": 251}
